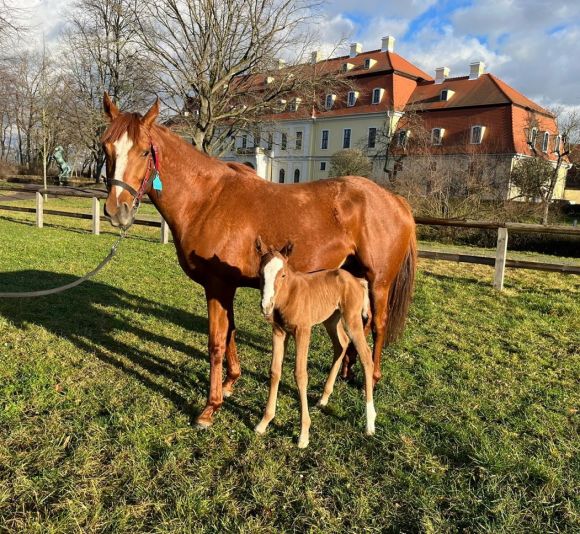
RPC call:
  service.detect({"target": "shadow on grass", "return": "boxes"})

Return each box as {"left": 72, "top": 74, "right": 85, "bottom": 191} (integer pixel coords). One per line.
{"left": 0, "top": 270, "right": 269, "bottom": 427}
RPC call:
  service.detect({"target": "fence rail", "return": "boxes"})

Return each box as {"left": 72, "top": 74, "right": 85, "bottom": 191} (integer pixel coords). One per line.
{"left": 0, "top": 184, "right": 578, "bottom": 290}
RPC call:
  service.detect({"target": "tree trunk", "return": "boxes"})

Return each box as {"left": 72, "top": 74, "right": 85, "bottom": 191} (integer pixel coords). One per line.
{"left": 541, "top": 199, "right": 550, "bottom": 225}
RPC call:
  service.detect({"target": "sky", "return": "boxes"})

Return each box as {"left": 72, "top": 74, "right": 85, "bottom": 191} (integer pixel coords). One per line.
{"left": 22, "top": 0, "right": 580, "bottom": 113}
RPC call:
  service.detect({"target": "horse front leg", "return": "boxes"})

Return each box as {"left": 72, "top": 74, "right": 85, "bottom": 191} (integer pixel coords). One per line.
{"left": 223, "top": 295, "right": 241, "bottom": 398}
{"left": 196, "top": 286, "right": 232, "bottom": 428}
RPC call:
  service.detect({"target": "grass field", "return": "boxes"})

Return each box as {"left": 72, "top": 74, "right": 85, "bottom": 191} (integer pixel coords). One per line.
{"left": 0, "top": 210, "right": 578, "bottom": 533}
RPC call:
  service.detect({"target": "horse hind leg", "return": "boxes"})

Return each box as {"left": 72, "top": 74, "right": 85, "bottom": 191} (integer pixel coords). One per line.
{"left": 319, "top": 312, "right": 349, "bottom": 407}
{"left": 223, "top": 300, "right": 241, "bottom": 398}
{"left": 369, "top": 283, "right": 390, "bottom": 385}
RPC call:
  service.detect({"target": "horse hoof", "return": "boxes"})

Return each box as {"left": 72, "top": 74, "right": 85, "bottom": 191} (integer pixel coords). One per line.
{"left": 195, "top": 420, "right": 212, "bottom": 430}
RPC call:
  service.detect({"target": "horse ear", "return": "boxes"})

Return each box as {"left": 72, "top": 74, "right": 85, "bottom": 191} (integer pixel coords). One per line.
{"left": 103, "top": 92, "right": 119, "bottom": 121}
{"left": 143, "top": 97, "right": 160, "bottom": 129}
{"left": 255, "top": 236, "right": 264, "bottom": 255}
{"left": 280, "top": 240, "right": 294, "bottom": 258}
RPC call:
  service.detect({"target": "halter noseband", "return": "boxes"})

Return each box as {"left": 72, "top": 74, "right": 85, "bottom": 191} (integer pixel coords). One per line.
{"left": 109, "top": 142, "right": 161, "bottom": 208}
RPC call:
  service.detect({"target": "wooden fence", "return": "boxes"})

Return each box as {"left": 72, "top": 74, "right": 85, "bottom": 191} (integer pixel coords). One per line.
{"left": 1, "top": 184, "right": 579, "bottom": 290}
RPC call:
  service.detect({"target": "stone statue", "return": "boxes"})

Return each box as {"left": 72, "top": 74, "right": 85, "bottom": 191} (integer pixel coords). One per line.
{"left": 52, "top": 146, "right": 72, "bottom": 185}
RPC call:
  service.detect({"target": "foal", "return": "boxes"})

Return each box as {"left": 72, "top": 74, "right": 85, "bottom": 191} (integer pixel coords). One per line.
{"left": 254, "top": 238, "right": 376, "bottom": 448}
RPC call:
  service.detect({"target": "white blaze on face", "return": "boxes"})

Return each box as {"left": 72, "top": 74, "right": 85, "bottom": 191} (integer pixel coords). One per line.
{"left": 112, "top": 132, "right": 134, "bottom": 202}
{"left": 261, "top": 257, "right": 284, "bottom": 315}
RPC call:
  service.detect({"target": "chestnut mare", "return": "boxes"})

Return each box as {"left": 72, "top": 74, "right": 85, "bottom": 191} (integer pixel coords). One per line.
{"left": 101, "top": 93, "right": 417, "bottom": 428}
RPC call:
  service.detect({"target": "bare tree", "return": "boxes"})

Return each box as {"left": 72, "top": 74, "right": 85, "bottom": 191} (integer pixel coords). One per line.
{"left": 132, "top": 0, "right": 342, "bottom": 154}
{"left": 330, "top": 149, "right": 372, "bottom": 178}
{"left": 61, "top": 0, "right": 152, "bottom": 179}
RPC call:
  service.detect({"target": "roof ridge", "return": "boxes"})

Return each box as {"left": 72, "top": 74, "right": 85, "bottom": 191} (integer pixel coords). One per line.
{"left": 487, "top": 73, "right": 553, "bottom": 117}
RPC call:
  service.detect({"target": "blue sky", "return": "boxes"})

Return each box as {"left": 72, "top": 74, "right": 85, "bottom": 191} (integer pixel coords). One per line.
{"left": 23, "top": 0, "right": 580, "bottom": 113}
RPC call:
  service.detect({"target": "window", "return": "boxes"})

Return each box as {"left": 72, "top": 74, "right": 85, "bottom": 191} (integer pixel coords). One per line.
{"left": 431, "top": 128, "right": 444, "bottom": 145}
{"left": 440, "top": 89, "right": 455, "bottom": 101}
{"left": 347, "top": 91, "right": 357, "bottom": 107}
{"left": 440, "top": 90, "right": 448, "bottom": 101}
{"left": 279, "top": 169, "right": 285, "bottom": 183}
{"left": 542, "top": 131, "right": 550, "bottom": 152}
{"left": 294, "top": 169, "right": 300, "bottom": 183}
{"left": 325, "top": 94, "right": 335, "bottom": 109}
{"left": 364, "top": 58, "right": 371, "bottom": 69}
{"left": 320, "top": 161, "right": 327, "bottom": 171}
{"left": 470, "top": 125, "right": 485, "bottom": 144}
{"left": 267, "top": 133, "right": 273, "bottom": 151}
{"left": 241, "top": 135, "right": 247, "bottom": 149}
{"left": 396, "top": 130, "right": 409, "bottom": 148}
{"left": 368, "top": 127, "right": 377, "bottom": 149}
{"left": 529, "top": 127, "right": 538, "bottom": 147}
{"left": 295, "top": 131, "right": 303, "bottom": 150}
{"left": 321, "top": 130, "right": 329, "bottom": 149}
{"left": 372, "top": 88, "right": 382, "bottom": 104}
{"left": 343, "top": 128, "right": 351, "bottom": 149}
{"left": 281, "top": 133, "right": 287, "bottom": 150}
{"left": 553, "top": 135, "right": 561, "bottom": 154}
{"left": 289, "top": 98, "right": 301, "bottom": 112}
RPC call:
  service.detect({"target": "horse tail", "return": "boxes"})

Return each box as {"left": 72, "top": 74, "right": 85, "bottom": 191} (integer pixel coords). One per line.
{"left": 385, "top": 232, "right": 417, "bottom": 344}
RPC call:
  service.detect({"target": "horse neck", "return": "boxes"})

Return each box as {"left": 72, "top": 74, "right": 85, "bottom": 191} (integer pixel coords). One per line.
{"left": 146, "top": 126, "right": 220, "bottom": 234}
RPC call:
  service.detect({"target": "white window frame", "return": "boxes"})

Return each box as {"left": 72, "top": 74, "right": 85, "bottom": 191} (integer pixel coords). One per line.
{"left": 295, "top": 131, "right": 303, "bottom": 150}
{"left": 529, "top": 127, "right": 538, "bottom": 147}
{"left": 343, "top": 128, "right": 352, "bottom": 149}
{"left": 325, "top": 94, "right": 336, "bottom": 109}
{"left": 542, "top": 131, "right": 550, "bottom": 153}
{"left": 321, "top": 130, "right": 329, "bottom": 150}
{"left": 470, "top": 125, "right": 485, "bottom": 144}
{"left": 241, "top": 134, "right": 247, "bottom": 149}
{"left": 347, "top": 91, "right": 358, "bottom": 107}
{"left": 553, "top": 135, "right": 561, "bottom": 154}
{"left": 368, "top": 127, "right": 377, "bottom": 149}
{"left": 372, "top": 88, "right": 382, "bottom": 105}
{"left": 431, "top": 128, "right": 444, "bottom": 146}
{"left": 281, "top": 133, "right": 287, "bottom": 150}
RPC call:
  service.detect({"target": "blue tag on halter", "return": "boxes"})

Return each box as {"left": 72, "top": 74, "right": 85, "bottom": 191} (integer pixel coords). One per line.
{"left": 152, "top": 172, "right": 163, "bottom": 191}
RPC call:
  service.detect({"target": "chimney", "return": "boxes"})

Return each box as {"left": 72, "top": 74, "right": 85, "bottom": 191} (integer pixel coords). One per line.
{"left": 311, "top": 51, "right": 321, "bottom": 64}
{"left": 381, "top": 36, "right": 395, "bottom": 53}
{"left": 350, "top": 42, "right": 362, "bottom": 58}
{"left": 469, "top": 61, "right": 485, "bottom": 80}
{"left": 435, "top": 66, "right": 450, "bottom": 84}
{"left": 277, "top": 59, "right": 286, "bottom": 70}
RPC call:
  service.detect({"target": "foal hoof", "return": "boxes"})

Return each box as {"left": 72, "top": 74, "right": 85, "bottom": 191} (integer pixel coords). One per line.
{"left": 223, "top": 390, "right": 233, "bottom": 398}
{"left": 297, "top": 439, "right": 309, "bottom": 449}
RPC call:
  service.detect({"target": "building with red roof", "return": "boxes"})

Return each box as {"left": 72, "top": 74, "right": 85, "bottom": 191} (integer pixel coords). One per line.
{"left": 222, "top": 36, "right": 570, "bottom": 199}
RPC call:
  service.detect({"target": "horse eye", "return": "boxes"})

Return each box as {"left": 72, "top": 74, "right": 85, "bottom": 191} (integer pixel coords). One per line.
{"left": 142, "top": 150, "right": 150, "bottom": 157}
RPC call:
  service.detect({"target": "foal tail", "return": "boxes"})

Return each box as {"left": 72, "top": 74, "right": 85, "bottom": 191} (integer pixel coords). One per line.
{"left": 385, "top": 234, "right": 417, "bottom": 344}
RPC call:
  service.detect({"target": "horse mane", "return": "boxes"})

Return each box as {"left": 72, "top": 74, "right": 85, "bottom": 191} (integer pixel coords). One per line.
{"left": 101, "top": 112, "right": 143, "bottom": 144}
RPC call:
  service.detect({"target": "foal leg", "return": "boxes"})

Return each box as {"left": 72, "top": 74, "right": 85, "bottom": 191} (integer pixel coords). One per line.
{"left": 223, "top": 299, "right": 241, "bottom": 398}
{"left": 295, "top": 328, "right": 312, "bottom": 448}
{"left": 319, "top": 313, "right": 349, "bottom": 407}
{"left": 255, "top": 327, "right": 287, "bottom": 434}
{"left": 196, "top": 286, "right": 232, "bottom": 428}
{"left": 345, "top": 313, "right": 376, "bottom": 435}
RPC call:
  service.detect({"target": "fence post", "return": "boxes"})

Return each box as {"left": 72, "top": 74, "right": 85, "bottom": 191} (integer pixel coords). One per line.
{"left": 35, "top": 191, "right": 44, "bottom": 228}
{"left": 92, "top": 197, "right": 100, "bottom": 235}
{"left": 493, "top": 227, "right": 508, "bottom": 291}
{"left": 160, "top": 217, "right": 169, "bottom": 244}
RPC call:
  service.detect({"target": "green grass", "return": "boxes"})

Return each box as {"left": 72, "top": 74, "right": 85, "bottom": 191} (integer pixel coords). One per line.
{"left": 0, "top": 211, "right": 578, "bottom": 533}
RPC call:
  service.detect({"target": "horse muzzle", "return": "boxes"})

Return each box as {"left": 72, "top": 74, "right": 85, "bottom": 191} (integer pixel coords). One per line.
{"left": 105, "top": 201, "right": 134, "bottom": 230}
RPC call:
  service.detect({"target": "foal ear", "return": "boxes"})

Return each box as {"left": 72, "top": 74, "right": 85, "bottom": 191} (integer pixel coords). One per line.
{"left": 103, "top": 92, "right": 120, "bottom": 121}
{"left": 280, "top": 240, "right": 294, "bottom": 258}
{"left": 142, "top": 97, "right": 160, "bottom": 129}
{"left": 255, "top": 236, "right": 264, "bottom": 255}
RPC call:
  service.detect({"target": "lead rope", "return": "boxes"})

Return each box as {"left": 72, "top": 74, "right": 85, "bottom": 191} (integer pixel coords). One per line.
{"left": 0, "top": 232, "right": 126, "bottom": 298}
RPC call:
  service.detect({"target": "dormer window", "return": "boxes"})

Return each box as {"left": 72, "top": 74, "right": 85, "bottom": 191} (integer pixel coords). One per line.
{"left": 364, "top": 58, "right": 376, "bottom": 69}
{"left": 470, "top": 125, "right": 485, "bottom": 144}
{"left": 325, "top": 94, "right": 336, "bottom": 110}
{"left": 372, "top": 88, "right": 383, "bottom": 104}
{"left": 347, "top": 91, "right": 358, "bottom": 107}
{"left": 542, "top": 131, "right": 550, "bottom": 152}
{"left": 440, "top": 89, "right": 455, "bottom": 101}
{"left": 341, "top": 62, "right": 354, "bottom": 72}
{"left": 431, "top": 128, "right": 444, "bottom": 145}
{"left": 289, "top": 97, "right": 302, "bottom": 112}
